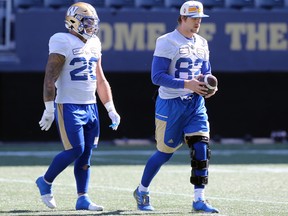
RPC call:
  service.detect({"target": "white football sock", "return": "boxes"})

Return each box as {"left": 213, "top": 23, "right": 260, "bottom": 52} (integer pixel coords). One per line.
{"left": 194, "top": 188, "right": 205, "bottom": 201}
{"left": 78, "top": 193, "right": 88, "bottom": 198}
{"left": 43, "top": 177, "right": 52, "bottom": 185}
{"left": 138, "top": 183, "right": 149, "bottom": 192}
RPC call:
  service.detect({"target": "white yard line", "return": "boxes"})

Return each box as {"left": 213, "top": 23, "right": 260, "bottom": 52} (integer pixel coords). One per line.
{"left": 1, "top": 149, "right": 287, "bottom": 165}
{"left": 0, "top": 149, "right": 288, "bottom": 157}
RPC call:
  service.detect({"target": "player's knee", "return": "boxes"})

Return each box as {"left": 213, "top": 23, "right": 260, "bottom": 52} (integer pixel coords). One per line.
{"left": 186, "top": 135, "right": 211, "bottom": 160}
{"left": 186, "top": 135, "right": 211, "bottom": 186}
{"left": 66, "top": 145, "right": 85, "bottom": 160}
{"left": 75, "top": 145, "right": 85, "bottom": 157}
{"left": 186, "top": 135, "right": 209, "bottom": 148}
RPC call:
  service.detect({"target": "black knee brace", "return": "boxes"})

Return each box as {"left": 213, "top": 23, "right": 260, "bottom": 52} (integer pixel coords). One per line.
{"left": 186, "top": 136, "right": 211, "bottom": 186}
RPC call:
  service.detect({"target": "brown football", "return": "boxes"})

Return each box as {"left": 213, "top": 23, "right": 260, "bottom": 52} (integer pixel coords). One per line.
{"left": 198, "top": 74, "right": 218, "bottom": 94}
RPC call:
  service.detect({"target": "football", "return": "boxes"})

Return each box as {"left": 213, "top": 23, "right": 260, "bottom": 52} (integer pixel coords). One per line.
{"left": 198, "top": 74, "right": 218, "bottom": 94}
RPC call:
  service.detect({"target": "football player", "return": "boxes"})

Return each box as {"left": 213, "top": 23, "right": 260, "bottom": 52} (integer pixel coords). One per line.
{"left": 133, "top": 1, "right": 219, "bottom": 213}
{"left": 36, "top": 2, "right": 120, "bottom": 211}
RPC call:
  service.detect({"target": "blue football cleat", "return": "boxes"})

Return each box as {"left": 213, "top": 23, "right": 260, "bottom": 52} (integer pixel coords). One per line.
{"left": 193, "top": 200, "right": 219, "bottom": 213}
{"left": 133, "top": 187, "right": 154, "bottom": 211}
{"left": 76, "top": 195, "right": 104, "bottom": 211}
{"left": 35, "top": 176, "right": 56, "bottom": 209}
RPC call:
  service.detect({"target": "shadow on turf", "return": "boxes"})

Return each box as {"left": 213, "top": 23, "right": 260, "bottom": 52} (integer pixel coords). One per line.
{"left": 0, "top": 209, "right": 184, "bottom": 215}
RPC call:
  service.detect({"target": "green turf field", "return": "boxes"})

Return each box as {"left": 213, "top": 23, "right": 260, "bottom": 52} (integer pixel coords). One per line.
{"left": 0, "top": 142, "right": 288, "bottom": 216}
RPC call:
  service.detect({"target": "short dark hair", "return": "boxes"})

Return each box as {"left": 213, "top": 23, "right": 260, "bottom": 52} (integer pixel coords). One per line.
{"left": 177, "top": 15, "right": 188, "bottom": 24}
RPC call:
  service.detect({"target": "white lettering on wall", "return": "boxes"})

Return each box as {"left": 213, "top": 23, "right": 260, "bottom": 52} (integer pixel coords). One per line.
{"left": 99, "top": 22, "right": 287, "bottom": 52}
{"left": 226, "top": 23, "right": 287, "bottom": 51}
{"left": 99, "top": 22, "right": 166, "bottom": 51}
{"left": 199, "top": 23, "right": 216, "bottom": 41}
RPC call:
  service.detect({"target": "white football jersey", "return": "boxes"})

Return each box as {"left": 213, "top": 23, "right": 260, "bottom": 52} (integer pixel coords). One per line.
{"left": 49, "top": 33, "right": 102, "bottom": 104}
{"left": 154, "top": 29, "right": 210, "bottom": 99}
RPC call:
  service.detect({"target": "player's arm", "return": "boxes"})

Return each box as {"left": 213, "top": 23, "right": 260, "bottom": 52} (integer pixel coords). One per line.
{"left": 96, "top": 58, "right": 120, "bottom": 130}
{"left": 95, "top": 57, "right": 113, "bottom": 107}
{"left": 201, "top": 61, "right": 211, "bottom": 75}
{"left": 43, "top": 53, "right": 65, "bottom": 101}
{"left": 39, "top": 53, "right": 65, "bottom": 131}
{"left": 151, "top": 56, "right": 183, "bottom": 88}
{"left": 152, "top": 56, "right": 207, "bottom": 96}
{"left": 152, "top": 37, "right": 186, "bottom": 88}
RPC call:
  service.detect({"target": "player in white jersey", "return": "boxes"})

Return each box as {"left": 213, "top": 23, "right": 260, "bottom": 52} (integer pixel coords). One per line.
{"left": 36, "top": 2, "right": 120, "bottom": 211}
{"left": 134, "top": 1, "right": 219, "bottom": 213}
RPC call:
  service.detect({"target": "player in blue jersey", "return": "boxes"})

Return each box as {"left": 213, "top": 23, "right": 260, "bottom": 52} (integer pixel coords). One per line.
{"left": 36, "top": 2, "right": 120, "bottom": 211}
{"left": 133, "top": 1, "right": 219, "bottom": 213}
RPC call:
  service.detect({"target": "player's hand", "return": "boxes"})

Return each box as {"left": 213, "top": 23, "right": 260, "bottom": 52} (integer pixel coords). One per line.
{"left": 205, "top": 86, "right": 218, "bottom": 98}
{"left": 184, "top": 79, "right": 208, "bottom": 96}
{"left": 39, "top": 110, "right": 54, "bottom": 131}
{"left": 108, "top": 110, "right": 120, "bottom": 130}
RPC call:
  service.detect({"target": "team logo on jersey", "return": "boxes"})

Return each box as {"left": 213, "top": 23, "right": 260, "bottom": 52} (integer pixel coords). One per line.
{"left": 66, "top": 6, "right": 78, "bottom": 16}
{"left": 195, "top": 48, "right": 205, "bottom": 59}
{"left": 179, "top": 46, "right": 189, "bottom": 54}
{"left": 72, "top": 48, "right": 84, "bottom": 55}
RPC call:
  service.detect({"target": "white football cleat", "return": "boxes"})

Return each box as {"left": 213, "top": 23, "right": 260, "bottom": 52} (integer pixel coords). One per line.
{"left": 76, "top": 195, "right": 104, "bottom": 211}
{"left": 88, "top": 202, "right": 104, "bottom": 211}
{"left": 36, "top": 176, "right": 57, "bottom": 209}
{"left": 41, "top": 194, "right": 57, "bottom": 209}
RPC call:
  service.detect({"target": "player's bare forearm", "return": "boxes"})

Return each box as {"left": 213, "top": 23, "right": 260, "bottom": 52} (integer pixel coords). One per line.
{"left": 43, "top": 53, "right": 65, "bottom": 102}
{"left": 95, "top": 58, "right": 114, "bottom": 104}
{"left": 97, "top": 79, "right": 113, "bottom": 105}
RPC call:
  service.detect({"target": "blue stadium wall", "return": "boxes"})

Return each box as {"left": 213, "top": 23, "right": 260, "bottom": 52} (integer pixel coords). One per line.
{"left": 0, "top": 9, "right": 287, "bottom": 141}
